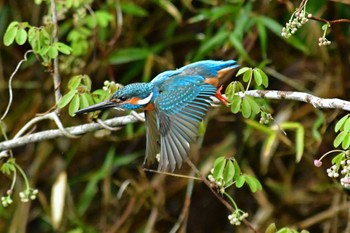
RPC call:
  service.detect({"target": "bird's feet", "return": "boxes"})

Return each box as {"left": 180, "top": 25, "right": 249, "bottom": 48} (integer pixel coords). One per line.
{"left": 215, "top": 85, "right": 229, "bottom": 106}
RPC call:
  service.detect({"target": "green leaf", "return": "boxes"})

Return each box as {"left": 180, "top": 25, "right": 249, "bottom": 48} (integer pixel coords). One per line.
{"left": 235, "top": 175, "right": 245, "bottom": 188}
{"left": 80, "top": 93, "right": 92, "bottom": 109}
{"left": 68, "top": 76, "right": 82, "bottom": 90}
{"left": 155, "top": 0, "right": 182, "bottom": 24}
{"left": 109, "top": 47, "right": 150, "bottom": 64}
{"left": 230, "top": 95, "right": 242, "bottom": 114}
{"left": 81, "top": 75, "right": 92, "bottom": 90}
{"left": 236, "top": 67, "right": 250, "bottom": 77}
{"left": 242, "top": 68, "right": 252, "bottom": 83}
{"left": 241, "top": 97, "right": 252, "bottom": 118}
{"left": 245, "top": 96, "right": 260, "bottom": 116}
{"left": 47, "top": 46, "right": 58, "bottom": 59}
{"left": 69, "top": 95, "right": 80, "bottom": 116}
{"left": 3, "top": 22, "right": 19, "bottom": 46}
{"left": 342, "top": 132, "right": 350, "bottom": 150}
{"left": 331, "top": 152, "right": 345, "bottom": 165}
{"left": 58, "top": 90, "right": 77, "bottom": 109}
{"left": 95, "top": 10, "right": 113, "bottom": 28}
{"left": 244, "top": 175, "right": 262, "bottom": 192}
{"left": 212, "top": 156, "right": 226, "bottom": 180}
{"left": 0, "top": 158, "right": 16, "bottom": 175}
{"left": 253, "top": 68, "right": 263, "bottom": 86}
{"left": 121, "top": 2, "right": 149, "bottom": 17}
{"left": 223, "top": 160, "right": 235, "bottom": 187}
{"left": 265, "top": 223, "right": 277, "bottom": 233}
{"left": 255, "top": 68, "right": 269, "bottom": 88}
{"left": 335, "top": 115, "right": 349, "bottom": 132}
{"left": 344, "top": 118, "right": 350, "bottom": 132}
{"left": 15, "top": 27, "right": 27, "bottom": 45}
{"left": 334, "top": 131, "right": 347, "bottom": 148}
{"left": 233, "top": 159, "right": 241, "bottom": 179}
{"left": 56, "top": 42, "right": 72, "bottom": 55}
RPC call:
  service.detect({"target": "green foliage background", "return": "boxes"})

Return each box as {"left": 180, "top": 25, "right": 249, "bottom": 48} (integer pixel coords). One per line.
{"left": 0, "top": 0, "right": 350, "bottom": 232}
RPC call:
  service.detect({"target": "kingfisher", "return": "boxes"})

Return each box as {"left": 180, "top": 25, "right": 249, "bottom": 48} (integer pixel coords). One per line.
{"left": 75, "top": 60, "right": 239, "bottom": 171}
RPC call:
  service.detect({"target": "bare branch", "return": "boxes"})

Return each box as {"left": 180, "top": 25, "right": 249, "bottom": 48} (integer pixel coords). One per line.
{"left": 239, "top": 90, "right": 350, "bottom": 111}
{"left": 0, "top": 113, "right": 143, "bottom": 151}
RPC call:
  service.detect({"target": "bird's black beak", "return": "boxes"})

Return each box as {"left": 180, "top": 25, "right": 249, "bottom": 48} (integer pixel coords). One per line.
{"left": 75, "top": 100, "right": 118, "bottom": 114}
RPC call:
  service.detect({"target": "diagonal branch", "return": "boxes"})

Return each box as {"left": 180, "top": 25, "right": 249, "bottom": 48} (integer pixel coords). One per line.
{"left": 1, "top": 90, "right": 350, "bottom": 151}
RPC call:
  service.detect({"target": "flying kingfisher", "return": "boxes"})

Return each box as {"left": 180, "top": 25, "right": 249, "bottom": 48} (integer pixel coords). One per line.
{"left": 75, "top": 60, "right": 239, "bottom": 171}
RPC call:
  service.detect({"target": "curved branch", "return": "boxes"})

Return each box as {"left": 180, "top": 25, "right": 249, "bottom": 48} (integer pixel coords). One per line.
{"left": 0, "top": 113, "right": 143, "bottom": 151}
{"left": 1, "top": 90, "right": 350, "bottom": 151}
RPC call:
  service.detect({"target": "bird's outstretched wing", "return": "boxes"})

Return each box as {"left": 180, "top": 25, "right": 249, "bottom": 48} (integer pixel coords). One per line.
{"left": 144, "top": 110, "right": 160, "bottom": 166}
{"left": 153, "top": 77, "right": 216, "bottom": 171}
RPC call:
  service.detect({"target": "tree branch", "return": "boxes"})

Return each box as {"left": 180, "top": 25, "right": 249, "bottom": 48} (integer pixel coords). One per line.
{"left": 1, "top": 90, "right": 350, "bottom": 151}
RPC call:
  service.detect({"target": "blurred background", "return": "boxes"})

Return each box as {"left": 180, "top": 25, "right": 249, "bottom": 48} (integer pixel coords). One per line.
{"left": 0, "top": 0, "right": 350, "bottom": 232}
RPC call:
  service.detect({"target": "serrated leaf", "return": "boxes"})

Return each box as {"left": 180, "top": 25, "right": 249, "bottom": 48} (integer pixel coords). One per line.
{"left": 342, "top": 132, "right": 350, "bottom": 150}
{"left": 335, "top": 115, "right": 349, "bottom": 132}
{"left": 244, "top": 175, "right": 262, "bottom": 192}
{"left": 223, "top": 160, "right": 235, "bottom": 187}
{"left": 235, "top": 175, "right": 245, "bottom": 188}
{"left": 68, "top": 76, "right": 82, "bottom": 90}
{"left": 69, "top": 95, "right": 80, "bottom": 116}
{"left": 242, "top": 97, "right": 252, "bottom": 118}
{"left": 58, "top": 90, "right": 77, "bottom": 109}
{"left": 253, "top": 69, "right": 263, "bottom": 86}
{"left": 3, "top": 22, "right": 18, "bottom": 46}
{"left": 236, "top": 67, "right": 250, "bottom": 77}
{"left": 334, "top": 131, "right": 347, "bottom": 147}
{"left": 15, "top": 27, "right": 27, "bottom": 45}
{"left": 213, "top": 156, "right": 226, "bottom": 180}
{"left": 95, "top": 10, "right": 113, "bottom": 28}
{"left": 230, "top": 95, "right": 242, "bottom": 113}
{"left": 47, "top": 46, "right": 58, "bottom": 59}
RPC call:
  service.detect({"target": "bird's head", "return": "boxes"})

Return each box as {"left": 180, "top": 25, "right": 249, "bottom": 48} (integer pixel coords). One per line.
{"left": 75, "top": 83, "right": 155, "bottom": 114}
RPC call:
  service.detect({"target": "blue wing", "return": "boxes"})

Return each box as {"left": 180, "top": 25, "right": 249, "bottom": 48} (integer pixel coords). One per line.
{"left": 153, "top": 78, "right": 216, "bottom": 171}
{"left": 151, "top": 60, "right": 238, "bottom": 86}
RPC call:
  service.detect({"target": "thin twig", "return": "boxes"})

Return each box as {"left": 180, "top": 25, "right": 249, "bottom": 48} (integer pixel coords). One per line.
{"left": 50, "top": 0, "right": 61, "bottom": 109}
{"left": 310, "top": 16, "right": 350, "bottom": 25}
{"left": 1, "top": 50, "right": 33, "bottom": 121}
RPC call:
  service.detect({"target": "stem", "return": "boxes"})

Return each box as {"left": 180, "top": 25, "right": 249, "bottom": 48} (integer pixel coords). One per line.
{"left": 223, "top": 191, "right": 238, "bottom": 210}
{"left": 50, "top": 0, "right": 61, "bottom": 110}
{"left": 14, "top": 163, "right": 30, "bottom": 191}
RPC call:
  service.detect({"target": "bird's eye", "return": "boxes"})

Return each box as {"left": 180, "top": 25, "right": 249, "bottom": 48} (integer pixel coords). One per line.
{"left": 119, "top": 96, "right": 127, "bottom": 101}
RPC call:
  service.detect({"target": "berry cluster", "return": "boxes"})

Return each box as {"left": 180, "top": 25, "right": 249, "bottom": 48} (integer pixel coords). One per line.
{"left": 281, "top": 10, "right": 312, "bottom": 38}
{"left": 19, "top": 188, "right": 39, "bottom": 202}
{"left": 316, "top": 153, "right": 350, "bottom": 189}
{"left": 318, "top": 37, "right": 331, "bottom": 47}
{"left": 228, "top": 210, "right": 249, "bottom": 226}
{"left": 208, "top": 169, "right": 225, "bottom": 194}
{"left": 1, "top": 194, "right": 13, "bottom": 207}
